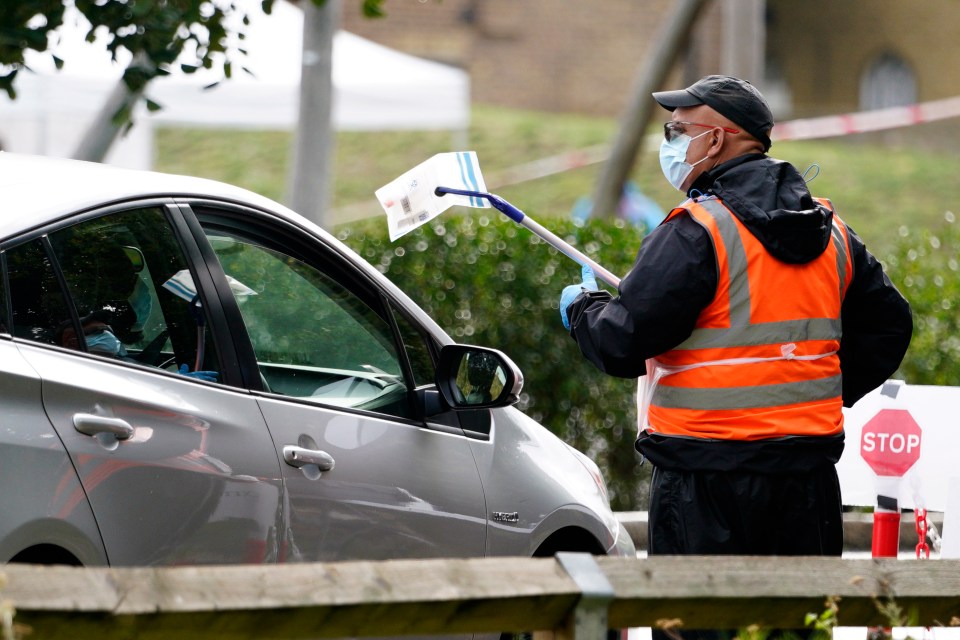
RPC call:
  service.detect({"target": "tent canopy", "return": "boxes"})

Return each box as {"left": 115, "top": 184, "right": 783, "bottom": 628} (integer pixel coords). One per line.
{"left": 150, "top": 0, "right": 470, "bottom": 131}
{"left": 0, "top": 1, "right": 469, "bottom": 167}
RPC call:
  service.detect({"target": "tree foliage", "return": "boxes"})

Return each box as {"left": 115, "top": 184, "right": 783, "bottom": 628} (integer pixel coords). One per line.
{"left": 884, "top": 210, "right": 960, "bottom": 386}
{"left": 0, "top": 0, "right": 386, "bottom": 105}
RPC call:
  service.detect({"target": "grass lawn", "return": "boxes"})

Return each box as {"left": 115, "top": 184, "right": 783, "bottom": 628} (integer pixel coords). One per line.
{"left": 155, "top": 104, "right": 960, "bottom": 258}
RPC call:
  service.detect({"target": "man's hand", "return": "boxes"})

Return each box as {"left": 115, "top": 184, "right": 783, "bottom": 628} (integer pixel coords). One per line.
{"left": 560, "top": 264, "right": 598, "bottom": 330}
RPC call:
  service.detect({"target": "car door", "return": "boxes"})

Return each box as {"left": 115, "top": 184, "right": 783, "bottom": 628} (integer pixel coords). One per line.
{"left": 5, "top": 204, "right": 285, "bottom": 566}
{"left": 188, "top": 203, "right": 488, "bottom": 562}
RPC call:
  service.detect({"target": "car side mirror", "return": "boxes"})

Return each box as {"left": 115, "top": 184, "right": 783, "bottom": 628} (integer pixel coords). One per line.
{"left": 436, "top": 345, "right": 523, "bottom": 410}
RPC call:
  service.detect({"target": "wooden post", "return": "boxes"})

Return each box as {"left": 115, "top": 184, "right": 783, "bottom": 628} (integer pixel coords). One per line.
{"left": 589, "top": 0, "right": 712, "bottom": 219}
{"left": 555, "top": 552, "right": 614, "bottom": 640}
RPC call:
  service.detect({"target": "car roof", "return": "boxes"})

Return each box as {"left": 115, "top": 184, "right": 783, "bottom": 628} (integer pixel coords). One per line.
{"left": 0, "top": 151, "right": 454, "bottom": 344}
{"left": 0, "top": 152, "right": 291, "bottom": 241}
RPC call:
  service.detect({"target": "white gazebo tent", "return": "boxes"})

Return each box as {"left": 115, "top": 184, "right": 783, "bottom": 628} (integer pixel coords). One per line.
{"left": 0, "top": 0, "right": 470, "bottom": 169}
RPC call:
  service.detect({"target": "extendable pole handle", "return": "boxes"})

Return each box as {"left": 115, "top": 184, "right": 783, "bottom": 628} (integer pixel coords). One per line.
{"left": 435, "top": 187, "right": 622, "bottom": 288}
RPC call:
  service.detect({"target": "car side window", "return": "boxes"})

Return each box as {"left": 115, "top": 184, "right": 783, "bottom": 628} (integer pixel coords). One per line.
{"left": 391, "top": 304, "right": 436, "bottom": 388}
{"left": 0, "top": 253, "right": 9, "bottom": 335}
{"left": 6, "top": 239, "right": 72, "bottom": 345}
{"left": 203, "top": 227, "right": 413, "bottom": 419}
{"left": 8, "top": 207, "right": 222, "bottom": 380}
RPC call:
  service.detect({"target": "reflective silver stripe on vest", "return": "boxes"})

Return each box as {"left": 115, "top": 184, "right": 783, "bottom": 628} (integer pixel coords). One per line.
{"left": 831, "top": 220, "right": 848, "bottom": 300}
{"left": 653, "top": 374, "right": 843, "bottom": 410}
{"left": 678, "top": 198, "right": 843, "bottom": 351}
{"left": 679, "top": 317, "right": 842, "bottom": 350}
{"left": 697, "top": 199, "right": 752, "bottom": 327}
{"left": 817, "top": 198, "right": 850, "bottom": 302}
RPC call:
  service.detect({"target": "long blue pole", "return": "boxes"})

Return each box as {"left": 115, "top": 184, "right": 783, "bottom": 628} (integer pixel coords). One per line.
{"left": 435, "top": 187, "right": 621, "bottom": 288}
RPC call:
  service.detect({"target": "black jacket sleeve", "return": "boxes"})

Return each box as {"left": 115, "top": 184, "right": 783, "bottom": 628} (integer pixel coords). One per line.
{"left": 565, "top": 213, "right": 717, "bottom": 378}
{"left": 566, "top": 214, "right": 912, "bottom": 400}
{"left": 838, "top": 226, "right": 913, "bottom": 407}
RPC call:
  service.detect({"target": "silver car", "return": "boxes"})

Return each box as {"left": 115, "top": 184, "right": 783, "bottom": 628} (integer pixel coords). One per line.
{"left": 0, "top": 152, "right": 633, "bottom": 572}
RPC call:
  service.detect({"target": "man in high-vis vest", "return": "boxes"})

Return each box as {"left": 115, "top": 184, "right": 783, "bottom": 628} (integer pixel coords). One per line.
{"left": 560, "top": 75, "right": 912, "bottom": 556}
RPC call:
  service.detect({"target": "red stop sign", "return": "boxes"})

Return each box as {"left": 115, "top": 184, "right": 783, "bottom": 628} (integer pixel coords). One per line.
{"left": 860, "top": 409, "right": 922, "bottom": 477}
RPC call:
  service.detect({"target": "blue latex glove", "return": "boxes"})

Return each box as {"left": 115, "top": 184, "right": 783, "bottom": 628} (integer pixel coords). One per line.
{"left": 559, "top": 264, "right": 599, "bottom": 330}
{"left": 178, "top": 363, "right": 219, "bottom": 382}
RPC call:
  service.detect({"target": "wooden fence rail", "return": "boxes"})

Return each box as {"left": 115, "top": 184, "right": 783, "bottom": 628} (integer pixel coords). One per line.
{"left": 3, "top": 556, "right": 960, "bottom": 639}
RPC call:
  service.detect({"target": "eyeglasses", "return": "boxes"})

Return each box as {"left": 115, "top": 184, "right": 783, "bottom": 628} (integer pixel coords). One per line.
{"left": 663, "top": 121, "right": 740, "bottom": 142}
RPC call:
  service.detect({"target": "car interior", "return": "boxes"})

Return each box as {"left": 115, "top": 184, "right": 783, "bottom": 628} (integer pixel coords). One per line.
{"left": 5, "top": 207, "right": 221, "bottom": 380}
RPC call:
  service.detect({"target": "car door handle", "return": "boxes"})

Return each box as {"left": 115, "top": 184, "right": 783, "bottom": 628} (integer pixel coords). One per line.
{"left": 283, "top": 445, "right": 335, "bottom": 471}
{"left": 73, "top": 413, "right": 135, "bottom": 441}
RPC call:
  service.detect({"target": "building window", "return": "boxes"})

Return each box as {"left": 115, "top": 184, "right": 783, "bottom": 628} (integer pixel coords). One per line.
{"left": 860, "top": 52, "right": 917, "bottom": 110}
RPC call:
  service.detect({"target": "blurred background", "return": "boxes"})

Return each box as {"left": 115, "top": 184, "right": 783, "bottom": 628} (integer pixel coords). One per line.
{"left": 2, "top": 0, "right": 958, "bottom": 510}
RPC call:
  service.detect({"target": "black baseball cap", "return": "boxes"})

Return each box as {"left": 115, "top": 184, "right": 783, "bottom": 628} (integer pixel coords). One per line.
{"left": 653, "top": 75, "right": 774, "bottom": 151}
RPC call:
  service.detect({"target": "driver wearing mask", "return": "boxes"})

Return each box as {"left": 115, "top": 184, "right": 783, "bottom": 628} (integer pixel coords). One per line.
{"left": 57, "top": 309, "right": 218, "bottom": 382}
{"left": 58, "top": 313, "right": 128, "bottom": 357}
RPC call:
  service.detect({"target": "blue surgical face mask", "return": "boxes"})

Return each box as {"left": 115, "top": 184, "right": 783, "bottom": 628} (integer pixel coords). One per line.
{"left": 659, "top": 130, "right": 711, "bottom": 191}
{"left": 86, "top": 329, "right": 127, "bottom": 358}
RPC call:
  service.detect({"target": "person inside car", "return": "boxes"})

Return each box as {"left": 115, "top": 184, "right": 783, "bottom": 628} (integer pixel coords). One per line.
{"left": 56, "top": 306, "right": 218, "bottom": 382}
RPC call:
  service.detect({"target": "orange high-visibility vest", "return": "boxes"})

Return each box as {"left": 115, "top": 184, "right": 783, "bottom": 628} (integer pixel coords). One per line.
{"left": 643, "top": 196, "right": 853, "bottom": 441}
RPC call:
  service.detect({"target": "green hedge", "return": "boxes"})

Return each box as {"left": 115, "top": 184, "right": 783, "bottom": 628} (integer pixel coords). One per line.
{"left": 338, "top": 209, "right": 957, "bottom": 511}
{"left": 884, "top": 211, "right": 960, "bottom": 386}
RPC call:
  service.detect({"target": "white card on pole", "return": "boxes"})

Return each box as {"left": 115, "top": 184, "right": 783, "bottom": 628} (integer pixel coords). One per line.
{"left": 375, "top": 151, "right": 489, "bottom": 241}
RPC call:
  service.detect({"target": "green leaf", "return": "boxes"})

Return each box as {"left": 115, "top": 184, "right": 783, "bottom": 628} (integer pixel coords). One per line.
{"left": 362, "top": 0, "right": 387, "bottom": 18}
{"left": 19, "top": 28, "right": 48, "bottom": 49}
{"left": 110, "top": 102, "right": 133, "bottom": 126}
{"left": 1, "top": 67, "right": 20, "bottom": 84}
{"left": 0, "top": 81, "right": 16, "bottom": 100}
{"left": 145, "top": 98, "right": 163, "bottom": 112}
{"left": 0, "top": 0, "right": 388, "bottom": 107}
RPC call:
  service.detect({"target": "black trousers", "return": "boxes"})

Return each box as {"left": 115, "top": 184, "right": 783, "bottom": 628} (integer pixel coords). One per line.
{"left": 647, "top": 465, "right": 843, "bottom": 640}
{"left": 647, "top": 464, "right": 844, "bottom": 556}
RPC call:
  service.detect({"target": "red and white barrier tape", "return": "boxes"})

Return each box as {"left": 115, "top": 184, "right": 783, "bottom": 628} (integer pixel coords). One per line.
{"left": 337, "top": 96, "right": 960, "bottom": 222}
{"left": 485, "top": 144, "right": 611, "bottom": 188}
{"left": 772, "top": 95, "right": 960, "bottom": 142}
{"left": 485, "top": 96, "right": 960, "bottom": 188}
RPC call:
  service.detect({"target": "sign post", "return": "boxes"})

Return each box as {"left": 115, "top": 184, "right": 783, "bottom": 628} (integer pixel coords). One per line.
{"left": 859, "top": 408, "right": 923, "bottom": 557}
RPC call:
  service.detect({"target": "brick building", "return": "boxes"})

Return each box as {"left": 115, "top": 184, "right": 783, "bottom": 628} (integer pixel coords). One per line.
{"left": 342, "top": 0, "right": 960, "bottom": 131}
{"left": 341, "top": 0, "right": 676, "bottom": 116}
{"left": 765, "top": 0, "right": 960, "bottom": 117}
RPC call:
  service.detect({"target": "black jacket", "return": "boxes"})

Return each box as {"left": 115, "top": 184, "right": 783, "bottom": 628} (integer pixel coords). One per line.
{"left": 567, "top": 154, "right": 913, "bottom": 472}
